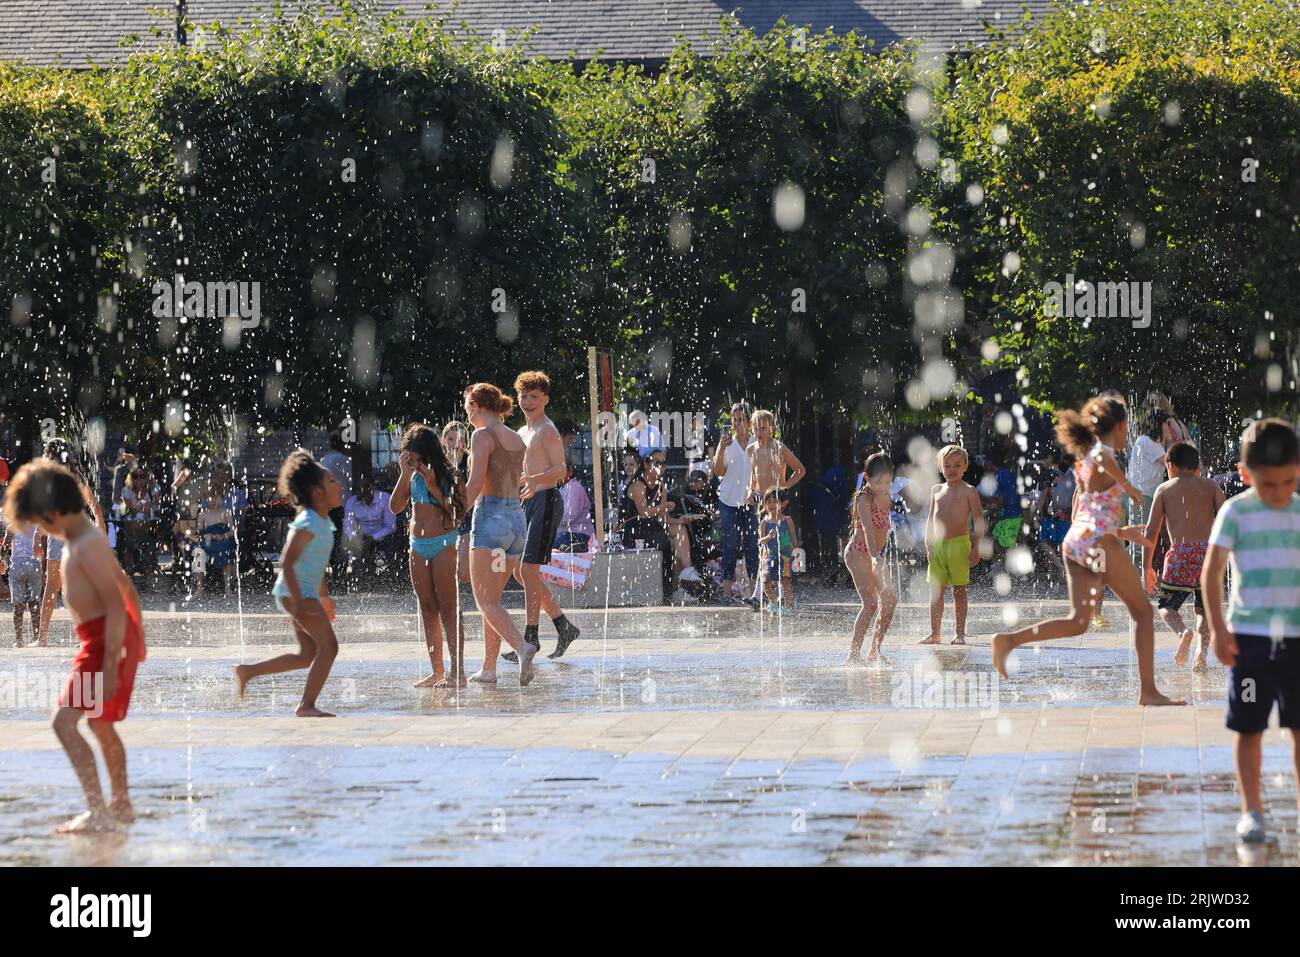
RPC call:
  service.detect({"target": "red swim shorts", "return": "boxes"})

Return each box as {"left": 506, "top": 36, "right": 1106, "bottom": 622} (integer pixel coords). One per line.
{"left": 60, "top": 610, "right": 146, "bottom": 722}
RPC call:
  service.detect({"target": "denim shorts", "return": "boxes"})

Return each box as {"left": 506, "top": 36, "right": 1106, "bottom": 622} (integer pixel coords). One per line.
{"left": 471, "top": 496, "right": 527, "bottom": 557}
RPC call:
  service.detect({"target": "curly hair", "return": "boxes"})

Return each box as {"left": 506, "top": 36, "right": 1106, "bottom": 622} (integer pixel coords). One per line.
{"left": 278, "top": 448, "right": 328, "bottom": 508}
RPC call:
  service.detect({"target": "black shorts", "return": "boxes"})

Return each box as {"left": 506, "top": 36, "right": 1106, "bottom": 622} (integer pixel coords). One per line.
{"left": 522, "top": 487, "right": 564, "bottom": 565}
{"left": 1156, "top": 584, "right": 1204, "bottom": 614}
{"left": 1226, "top": 635, "right": 1300, "bottom": 734}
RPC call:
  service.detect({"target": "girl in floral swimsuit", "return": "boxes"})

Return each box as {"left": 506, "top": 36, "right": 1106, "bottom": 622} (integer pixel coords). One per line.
{"left": 992, "top": 396, "right": 1184, "bottom": 707}
{"left": 844, "top": 452, "right": 898, "bottom": 665}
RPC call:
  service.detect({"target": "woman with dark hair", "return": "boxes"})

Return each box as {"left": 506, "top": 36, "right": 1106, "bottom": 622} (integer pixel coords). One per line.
{"left": 621, "top": 450, "right": 700, "bottom": 601}
{"left": 391, "top": 422, "right": 466, "bottom": 688}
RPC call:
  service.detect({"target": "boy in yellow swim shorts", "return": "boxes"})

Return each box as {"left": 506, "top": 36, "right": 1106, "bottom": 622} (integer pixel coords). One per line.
{"left": 921, "top": 445, "right": 985, "bottom": 645}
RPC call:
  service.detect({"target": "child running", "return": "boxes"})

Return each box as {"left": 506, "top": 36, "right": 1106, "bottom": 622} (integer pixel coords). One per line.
{"left": 920, "top": 445, "right": 984, "bottom": 645}
{"left": 235, "top": 450, "right": 342, "bottom": 717}
{"left": 757, "top": 488, "right": 797, "bottom": 613}
{"left": 1142, "top": 441, "right": 1225, "bottom": 674}
{"left": 1201, "top": 419, "right": 1300, "bottom": 843}
{"left": 4, "top": 459, "right": 146, "bottom": 832}
{"left": 844, "top": 452, "right": 898, "bottom": 664}
{"left": 992, "top": 396, "right": 1184, "bottom": 706}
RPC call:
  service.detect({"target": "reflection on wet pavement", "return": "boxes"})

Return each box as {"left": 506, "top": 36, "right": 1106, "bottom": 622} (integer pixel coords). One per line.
{"left": 1, "top": 604, "right": 1296, "bottom": 865}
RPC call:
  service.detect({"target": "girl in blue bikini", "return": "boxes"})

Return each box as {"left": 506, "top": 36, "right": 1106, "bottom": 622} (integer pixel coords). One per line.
{"left": 391, "top": 423, "right": 467, "bottom": 688}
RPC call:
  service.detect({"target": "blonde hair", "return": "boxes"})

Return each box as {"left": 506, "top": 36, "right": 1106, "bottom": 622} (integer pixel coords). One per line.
{"left": 750, "top": 409, "right": 776, "bottom": 434}
{"left": 937, "top": 444, "right": 968, "bottom": 468}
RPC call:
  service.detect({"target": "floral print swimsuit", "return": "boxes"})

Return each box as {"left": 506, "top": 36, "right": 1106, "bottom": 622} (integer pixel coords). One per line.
{"left": 1062, "top": 441, "right": 1124, "bottom": 571}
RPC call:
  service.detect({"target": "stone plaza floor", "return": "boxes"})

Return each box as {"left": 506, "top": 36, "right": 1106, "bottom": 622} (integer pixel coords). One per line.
{"left": 1, "top": 598, "right": 1297, "bottom": 866}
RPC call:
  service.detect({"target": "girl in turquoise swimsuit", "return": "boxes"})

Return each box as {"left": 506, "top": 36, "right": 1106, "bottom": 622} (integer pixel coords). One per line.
{"left": 390, "top": 423, "right": 466, "bottom": 688}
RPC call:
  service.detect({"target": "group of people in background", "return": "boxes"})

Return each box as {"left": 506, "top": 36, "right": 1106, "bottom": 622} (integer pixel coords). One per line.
{"left": 4, "top": 383, "right": 1300, "bottom": 843}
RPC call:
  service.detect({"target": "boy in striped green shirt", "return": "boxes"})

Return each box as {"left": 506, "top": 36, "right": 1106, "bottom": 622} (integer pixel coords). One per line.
{"left": 1203, "top": 419, "right": 1300, "bottom": 844}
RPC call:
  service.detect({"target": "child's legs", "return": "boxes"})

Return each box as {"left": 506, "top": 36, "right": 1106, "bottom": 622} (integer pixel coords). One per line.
{"left": 843, "top": 549, "right": 878, "bottom": 654}
{"left": 780, "top": 575, "right": 793, "bottom": 605}
{"left": 998, "top": 558, "right": 1097, "bottom": 647}
{"left": 293, "top": 601, "right": 338, "bottom": 709}
{"left": 430, "top": 546, "right": 463, "bottom": 673}
{"left": 410, "top": 552, "right": 443, "bottom": 674}
{"left": 52, "top": 706, "right": 105, "bottom": 810}
{"left": 929, "top": 583, "right": 945, "bottom": 636}
{"left": 872, "top": 565, "right": 897, "bottom": 646}
{"left": 953, "top": 585, "right": 969, "bottom": 635}
{"left": 244, "top": 613, "right": 317, "bottom": 679}
{"left": 1235, "top": 732, "right": 1264, "bottom": 815}
{"left": 1158, "top": 603, "right": 1188, "bottom": 638}
{"left": 1099, "top": 538, "right": 1158, "bottom": 693}
{"left": 87, "top": 719, "right": 129, "bottom": 803}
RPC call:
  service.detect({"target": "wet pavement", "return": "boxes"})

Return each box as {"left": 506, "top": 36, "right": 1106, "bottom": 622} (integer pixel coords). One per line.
{"left": 2, "top": 600, "right": 1297, "bottom": 865}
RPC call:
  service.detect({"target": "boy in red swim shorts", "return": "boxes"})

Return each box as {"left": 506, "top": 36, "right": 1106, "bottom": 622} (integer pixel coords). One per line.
{"left": 1142, "top": 442, "right": 1225, "bottom": 673}
{"left": 3, "top": 459, "right": 146, "bottom": 833}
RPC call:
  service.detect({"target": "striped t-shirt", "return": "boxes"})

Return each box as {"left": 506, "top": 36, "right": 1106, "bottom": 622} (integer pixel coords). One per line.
{"left": 1208, "top": 490, "right": 1300, "bottom": 638}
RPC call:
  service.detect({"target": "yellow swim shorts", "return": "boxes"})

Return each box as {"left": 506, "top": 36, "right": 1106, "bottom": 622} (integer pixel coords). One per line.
{"left": 927, "top": 533, "right": 972, "bottom": 587}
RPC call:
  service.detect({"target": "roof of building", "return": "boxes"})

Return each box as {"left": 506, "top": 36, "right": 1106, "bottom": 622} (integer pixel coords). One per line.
{"left": 0, "top": 0, "right": 1063, "bottom": 69}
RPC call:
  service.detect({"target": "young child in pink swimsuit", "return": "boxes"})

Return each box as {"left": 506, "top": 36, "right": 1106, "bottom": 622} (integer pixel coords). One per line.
{"left": 844, "top": 452, "right": 897, "bottom": 665}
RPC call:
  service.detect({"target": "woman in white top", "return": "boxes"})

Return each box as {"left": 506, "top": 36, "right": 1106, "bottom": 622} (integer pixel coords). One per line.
{"left": 711, "top": 401, "right": 758, "bottom": 604}
{"left": 1127, "top": 409, "right": 1169, "bottom": 527}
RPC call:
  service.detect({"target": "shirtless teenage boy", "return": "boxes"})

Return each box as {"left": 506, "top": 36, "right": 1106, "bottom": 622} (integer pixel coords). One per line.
{"left": 1143, "top": 442, "right": 1226, "bottom": 673}
{"left": 920, "top": 445, "right": 985, "bottom": 645}
{"left": 509, "top": 371, "right": 581, "bottom": 660}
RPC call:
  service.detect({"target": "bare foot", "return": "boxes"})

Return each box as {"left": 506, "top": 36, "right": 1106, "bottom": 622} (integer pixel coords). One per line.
{"left": 916, "top": 634, "right": 941, "bottom": 645}
{"left": 518, "top": 644, "right": 538, "bottom": 687}
{"left": 991, "top": 633, "right": 1014, "bottom": 679}
{"left": 56, "top": 809, "right": 119, "bottom": 834}
{"left": 846, "top": 653, "right": 865, "bottom": 667}
{"left": 413, "top": 673, "right": 447, "bottom": 689}
{"left": 1138, "top": 690, "right": 1186, "bottom": 707}
{"left": 1173, "top": 629, "right": 1193, "bottom": 668}
{"left": 294, "top": 705, "right": 336, "bottom": 717}
{"left": 35, "top": 638, "right": 48, "bottom": 647}
{"left": 468, "top": 670, "right": 497, "bottom": 684}
{"left": 109, "top": 798, "right": 135, "bottom": 824}
{"left": 1192, "top": 654, "right": 1208, "bottom": 675}
{"left": 950, "top": 635, "right": 967, "bottom": 645}
{"left": 13, "top": 639, "right": 24, "bottom": 648}
{"left": 234, "top": 664, "right": 251, "bottom": 699}
{"left": 865, "top": 647, "right": 893, "bottom": 667}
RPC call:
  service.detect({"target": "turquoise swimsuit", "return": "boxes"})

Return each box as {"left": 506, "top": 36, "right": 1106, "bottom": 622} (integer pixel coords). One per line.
{"left": 409, "top": 472, "right": 458, "bottom": 562}
{"left": 272, "top": 508, "right": 334, "bottom": 610}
